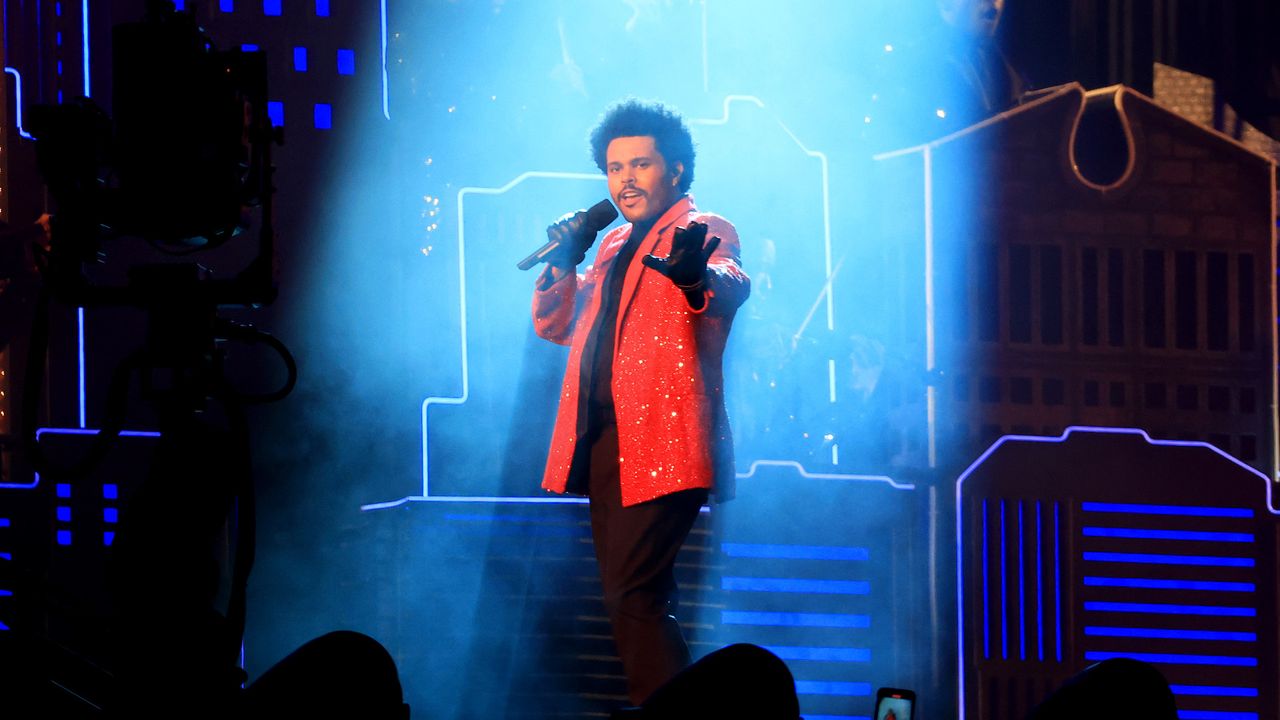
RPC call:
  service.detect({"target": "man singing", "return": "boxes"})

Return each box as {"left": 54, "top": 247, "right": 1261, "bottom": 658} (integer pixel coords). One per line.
{"left": 531, "top": 99, "right": 749, "bottom": 704}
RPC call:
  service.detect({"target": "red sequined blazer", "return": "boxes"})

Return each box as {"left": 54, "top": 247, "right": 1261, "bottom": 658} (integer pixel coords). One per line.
{"left": 532, "top": 196, "right": 750, "bottom": 507}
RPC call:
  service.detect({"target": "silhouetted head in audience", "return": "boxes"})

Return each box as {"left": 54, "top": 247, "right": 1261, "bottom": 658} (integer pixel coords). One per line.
{"left": 1027, "top": 658, "right": 1177, "bottom": 720}
{"left": 612, "top": 644, "right": 801, "bottom": 719}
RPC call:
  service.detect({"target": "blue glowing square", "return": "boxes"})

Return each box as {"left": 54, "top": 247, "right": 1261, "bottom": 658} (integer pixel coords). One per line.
{"left": 56, "top": 31, "right": 62, "bottom": 46}
{"left": 104, "top": 531, "right": 115, "bottom": 547}
{"left": 56, "top": 2, "right": 62, "bottom": 17}
{"left": 57, "top": 530, "right": 71, "bottom": 546}
{"left": 103, "top": 484, "right": 118, "bottom": 500}
{"left": 337, "top": 49, "right": 355, "bottom": 75}
{"left": 264, "top": 0, "right": 281, "bottom": 15}
{"left": 220, "top": 0, "right": 234, "bottom": 11}
{"left": 0, "top": 518, "right": 10, "bottom": 527}
{"left": 315, "top": 0, "right": 329, "bottom": 16}
{"left": 56, "top": 483, "right": 71, "bottom": 498}
{"left": 268, "top": 101, "right": 284, "bottom": 127}
{"left": 104, "top": 508, "right": 118, "bottom": 524}
{"left": 57, "top": 60, "right": 64, "bottom": 76}
{"left": 56, "top": 506, "right": 71, "bottom": 523}
{"left": 314, "top": 103, "right": 332, "bottom": 130}
{"left": 241, "top": 43, "right": 259, "bottom": 52}
{"left": 174, "top": 0, "right": 185, "bottom": 9}
{"left": 294, "top": 47, "right": 308, "bottom": 72}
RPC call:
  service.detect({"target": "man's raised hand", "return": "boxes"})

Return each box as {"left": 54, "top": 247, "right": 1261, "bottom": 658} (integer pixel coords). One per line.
{"left": 642, "top": 221, "right": 721, "bottom": 291}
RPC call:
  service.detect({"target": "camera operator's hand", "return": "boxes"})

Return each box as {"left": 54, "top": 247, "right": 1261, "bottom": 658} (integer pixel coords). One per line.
{"left": 642, "top": 221, "right": 720, "bottom": 291}
{"left": 544, "top": 210, "right": 598, "bottom": 269}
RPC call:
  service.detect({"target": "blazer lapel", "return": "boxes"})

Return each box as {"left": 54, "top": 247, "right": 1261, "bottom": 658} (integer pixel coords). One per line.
{"left": 615, "top": 196, "right": 694, "bottom": 349}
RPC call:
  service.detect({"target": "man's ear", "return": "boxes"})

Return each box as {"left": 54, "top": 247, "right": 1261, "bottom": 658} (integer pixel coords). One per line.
{"left": 670, "top": 161, "right": 684, "bottom": 188}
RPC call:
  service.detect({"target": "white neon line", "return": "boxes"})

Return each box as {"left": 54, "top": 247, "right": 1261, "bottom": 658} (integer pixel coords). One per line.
{"left": 3, "top": 68, "right": 33, "bottom": 138}
{"left": 827, "top": 358, "right": 836, "bottom": 403}
{"left": 81, "top": 0, "right": 89, "bottom": 97}
{"left": 367, "top": 458, "right": 908, "bottom": 510}
{"left": 379, "top": 0, "right": 389, "bottom": 119}
{"left": 831, "top": 443, "right": 838, "bottom": 466}
{"left": 688, "top": 95, "right": 764, "bottom": 126}
{"left": 923, "top": 146, "right": 936, "bottom": 468}
{"left": 420, "top": 171, "right": 604, "bottom": 498}
{"left": 77, "top": 307, "right": 86, "bottom": 428}
{"left": 734, "top": 459, "right": 914, "bottom": 490}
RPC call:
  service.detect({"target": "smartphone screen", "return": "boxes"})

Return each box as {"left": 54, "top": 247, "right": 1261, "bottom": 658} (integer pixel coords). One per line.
{"left": 875, "top": 688, "right": 915, "bottom": 720}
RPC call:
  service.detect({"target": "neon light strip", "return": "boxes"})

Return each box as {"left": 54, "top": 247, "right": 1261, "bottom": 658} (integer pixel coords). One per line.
{"left": 955, "top": 426, "right": 1280, "bottom": 515}
{"left": 1169, "top": 686, "right": 1259, "bottom": 697}
{"left": 733, "top": 460, "right": 912, "bottom": 489}
{"left": 982, "top": 499, "right": 989, "bottom": 658}
{"left": 763, "top": 646, "right": 871, "bottom": 662}
{"left": 1018, "top": 500, "right": 1025, "bottom": 661}
{"left": 0, "top": 427, "right": 161, "bottom": 489}
{"left": 1083, "top": 552, "right": 1255, "bottom": 567}
{"left": 722, "top": 577, "right": 869, "bottom": 594}
{"left": 827, "top": 359, "right": 836, "bottom": 403}
{"left": 794, "top": 681, "right": 871, "bottom": 696}
{"left": 81, "top": 0, "right": 89, "bottom": 96}
{"left": 923, "top": 145, "right": 936, "bottom": 467}
{"left": 78, "top": 307, "right": 86, "bottom": 428}
{"left": 379, "top": 0, "right": 388, "bottom": 119}
{"left": 720, "top": 611, "right": 870, "bottom": 628}
{"left": 1085, "top": 577, "right": 1255, "bottom": 592}
{"left": 1083, "top": 527, "right": 1254, "bottom": 542}
{"left": 721, "top": 543, "right": 868, "bottom": 561}
{"left": 1036, "top": 500, "right": 1044, "bottom": 661}
{"left": 1000, "top": 499, "right": 1007, "bottom": 660}
{"left": 1175, "top": 711, "right": 1259, "bottom": 720}
{"left": 1086, "top": 627, "right": 1256, "bottom": 641}
{"left": 1082, "top": 502, "right": 1253, "bottom": 518}
{"left": 1084, "top": 601, "right": 1256, "bottom": 616}
{"left": 1054, "top": 501, "right": 1062, "bottom": 662}
{"left": 3, "top": 68, "right": 34, "bottom": 138}
{"left": 1084, "top": 651, "right": 1257, "bottom": 666}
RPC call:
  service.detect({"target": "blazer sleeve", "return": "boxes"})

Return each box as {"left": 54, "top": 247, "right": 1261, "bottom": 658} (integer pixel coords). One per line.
{"left": 685, "top": 214, "right": 750, "bottom": 316}
{"left": 532, "top": 264, "right": 593, "bottom": 345}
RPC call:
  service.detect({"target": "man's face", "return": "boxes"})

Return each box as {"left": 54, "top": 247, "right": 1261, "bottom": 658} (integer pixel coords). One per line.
{"left": 606, "top": 135, "right": 683, "bottom": 223}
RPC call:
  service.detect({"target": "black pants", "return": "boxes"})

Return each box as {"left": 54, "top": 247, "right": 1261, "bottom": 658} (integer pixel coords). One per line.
{"left": 587, "top": 420, "right": 708, "bottom": 705}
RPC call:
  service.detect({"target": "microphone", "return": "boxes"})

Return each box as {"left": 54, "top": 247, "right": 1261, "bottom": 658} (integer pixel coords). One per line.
{"left": 517, "top": 199, "right": 618, "bottom": 270}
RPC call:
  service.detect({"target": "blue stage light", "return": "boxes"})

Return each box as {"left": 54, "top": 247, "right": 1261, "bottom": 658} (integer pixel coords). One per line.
{"left": 721, "top": 611, "right": 870, "bottom": 628}
{"left": 1084, "top": 576, "right": 1255, "bottom": 592}
{"left": 1084, "top": 601, "right": 1256, "bottom": 616}
{"left": 1082, "top": 502, "right": 1252, "bottom": 518}
{"left": 722, "top": 577, "right": 870, "bottom": 594}
{"left": 1084, "top": 651, "right": 1257, "bottom": 667}
{"left": 1084, "top": 552, "right": 1254, "bottom": 567}
{"left": 721, "top": 543, "right": 868, "bottom": 561}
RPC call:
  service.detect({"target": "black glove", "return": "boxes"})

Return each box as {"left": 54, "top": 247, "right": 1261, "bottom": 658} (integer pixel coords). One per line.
{"left": 642, "top": 221, "right": 721, "bottom": 290}
{"left": 544, "top": 210, "right": 598, "bottom": 269}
